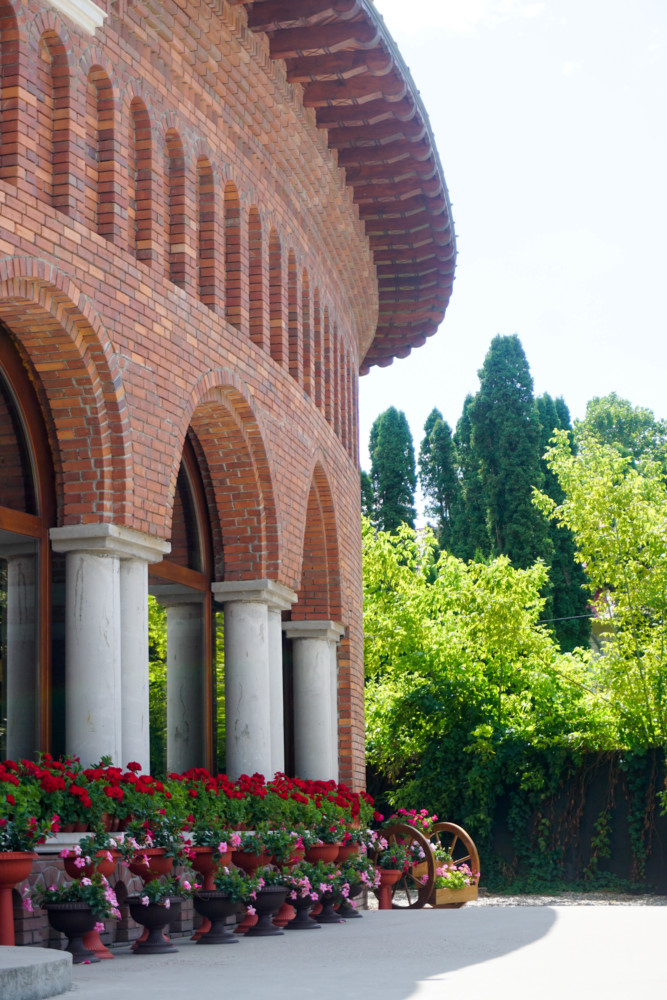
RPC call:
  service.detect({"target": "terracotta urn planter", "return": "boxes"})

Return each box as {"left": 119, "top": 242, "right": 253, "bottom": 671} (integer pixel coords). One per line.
{"left": 304, "top": 843, "right": 340, "bottom": 865}
{"left": 128, "top": 848, "right": 173, "bottom": 883}
{"left": 43, "top": 902, "right": 100, "bottom": 964}
{"left": 375, "top": 868, "right": 402, "bottom": 910}
{"left": 231, "top": 849, "right": 271, "bottom": 874}
{"left": 336, "top": 843, "right": 359, "bottom": 865}
{"left": 0, "top": 851, "right": 35, "bottom": 946}
{"left": 63, "top": 849, "right": 120, "bottom": 881}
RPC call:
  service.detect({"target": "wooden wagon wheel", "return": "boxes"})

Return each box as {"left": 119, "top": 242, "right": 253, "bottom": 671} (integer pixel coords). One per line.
{"left": 428, "top": 822, "right": 480, "bottom": 908}
{"left": 374, "top": 823, "right": 435, "bottom": 909}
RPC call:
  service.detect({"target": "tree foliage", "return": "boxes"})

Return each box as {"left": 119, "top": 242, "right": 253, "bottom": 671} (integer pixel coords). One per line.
{"left": 467, "top": 334, "right": 550, "bottom": 569}
{"left": 535, "top": 393, "right": 590, "bottom": 651}
{"left": 366, "top": 406, "right": 416, "bottom": 532}
{"left": 363, "top": 519, "right": 613, "bottom": 840}
{"left": 417, "top": 408, "right": 462, "bottom": 553}
{"left": 577, "top": 393, "right": 667, "bottom": 470}
{"left": 535, "top": 429, "right": 667, "bottom": 747}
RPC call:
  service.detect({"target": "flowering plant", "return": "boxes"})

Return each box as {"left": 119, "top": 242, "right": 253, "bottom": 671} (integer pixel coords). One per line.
{"left": 254, "top": 865, "right": 289, "bottom": 888}
{"left": 27, "top": 872, "right": 120, "bottom": 921}
{"left": 232, "top": 830, "right": 268, "bottom": 856}
{"left": 339, "top": 853, "right": 381, "bottom": 890}
{"left": 430, "top": 863, "right": 479, "bottom": 891}
{"left": 210, "top": 866, "right": 263, "bottom": 903}
{"left": 132, "top": 872, "right": 195, "bottom": 906}
{"left": 371, "top": 836, "right": 412, "bottom": 872}
{"left": 261, "top": 828, "right": 304, "bottom": 865}
{"left": 0, "top": 761, "right": 60, "bottom": 851}
{"left": 385, "top": 808, "right": 439, "bottom": 838}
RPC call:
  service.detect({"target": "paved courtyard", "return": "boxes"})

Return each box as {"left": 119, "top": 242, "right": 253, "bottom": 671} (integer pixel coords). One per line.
{"left": 14, "top": 903, "right": 665, "bottom": 1000}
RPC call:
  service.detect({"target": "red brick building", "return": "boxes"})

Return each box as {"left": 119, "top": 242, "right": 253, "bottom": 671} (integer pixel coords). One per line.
{"left": 0, "top": 0, "right": 455, "bottom": 788}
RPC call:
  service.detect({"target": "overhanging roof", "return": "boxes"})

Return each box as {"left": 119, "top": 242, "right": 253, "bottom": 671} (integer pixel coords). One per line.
{"left": 230, "top": 0, "right": 456, "bottom": 373}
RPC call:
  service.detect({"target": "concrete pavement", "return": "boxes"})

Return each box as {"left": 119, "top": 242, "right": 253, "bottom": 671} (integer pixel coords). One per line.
{"left": 4, "top": 905, "right": 665, "bottom": 1000}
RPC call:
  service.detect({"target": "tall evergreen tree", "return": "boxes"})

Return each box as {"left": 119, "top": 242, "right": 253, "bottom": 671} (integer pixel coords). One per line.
{"left": 453, "top": 395, "right": 490, "bottom": 561}
{"left": 418, "top": 408, "right": 463, "bottom": 552}
{"left": 360, "top": 470, "right": 374, "bottom": 520}
{"left": 535, "top": 393, "right": 590, "bottom": 651}
{"left": 469, "top": 335, "right": 550, "bottom": 569}
{"left": 368, "top": 407, "right": 416, "bottom": 532}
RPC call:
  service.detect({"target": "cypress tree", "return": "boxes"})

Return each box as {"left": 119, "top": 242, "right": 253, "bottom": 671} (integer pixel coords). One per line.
{"left": 469, "top": 335, "right": 550, "bottom": 569}
{"left": 453, "top": 395, "right": 490, "bottom": 561}
{"left": 418, "top": 408, "right": 463, "bottom": 552}
{"left": 368, "top": 407, "right": 416, "bottom": 532}
{"left": 536, "top": 393, "right": 590, "bottom": 651}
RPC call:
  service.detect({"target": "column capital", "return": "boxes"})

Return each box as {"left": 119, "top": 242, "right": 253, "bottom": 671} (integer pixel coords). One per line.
{"left": 283, "top": 620, "right": 345, "bottom": 643}
{"left": 212, "top": 579, "right": 296, "bottom": 611}
{"left": 50, "top": 523, "right": 170, "bottom": 563}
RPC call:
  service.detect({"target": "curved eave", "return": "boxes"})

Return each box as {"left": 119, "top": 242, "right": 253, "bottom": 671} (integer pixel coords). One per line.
{"left": 230, "top": 0, "right": 456, "bottom": 373}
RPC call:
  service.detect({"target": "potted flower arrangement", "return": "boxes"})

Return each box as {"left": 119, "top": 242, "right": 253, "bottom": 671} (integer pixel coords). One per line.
{"left": 280, "top": 863, "right": 321, "bottom": 930}
{"left": 297, "top": 859, "right": 350, "bottom": 925}
{"left": 428, "top": 862, "right": 480, "bottom": 908}
{"left": 337, "top": 853, "right": 381, "bottom": 917}
{"left": 370, "top": 836, "right": 412, "bottom": 910}
{"left": 206, "top": 865, "right": 263, "bottom": 937}
{"left": 0, "top": 761, "right": 60, "bottom": 946}
{"left": 28, "top": 872, "right": 120, "bottom": 964}
{"left": 245, "top": 866, "right": 288, "bottom": 937}
{"left": 126, "top": 872, "right": 193, "bottom": 955}
{"left": 60, "top": 830, "right": 121, "bottom": 880}
{"left": 229, "top": 829, "right": 271, "bottom": 872}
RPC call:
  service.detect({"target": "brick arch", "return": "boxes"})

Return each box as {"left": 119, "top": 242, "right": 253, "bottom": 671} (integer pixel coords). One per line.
{"left": 0, "top": 259, "right": 132, "bottom": 526}
{"left": 292, "top": 461, "right": 342, "bottom": 621}
{"left": 175, "top": 371, "right": 280, "bottom": 581}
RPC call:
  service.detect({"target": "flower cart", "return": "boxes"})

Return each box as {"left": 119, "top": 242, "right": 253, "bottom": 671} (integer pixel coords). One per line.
{"left": 378, "top": 821, "right": 480, "bottom": 909}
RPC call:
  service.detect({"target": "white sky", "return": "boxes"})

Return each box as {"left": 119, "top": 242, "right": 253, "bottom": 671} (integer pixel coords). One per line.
{"left": 359, "top": 0, "right": 667, "bottom": 468}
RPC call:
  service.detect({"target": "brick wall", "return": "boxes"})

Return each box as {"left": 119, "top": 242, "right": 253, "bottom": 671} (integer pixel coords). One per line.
{"left": 0, "top": 0, "right": 371, "bottom": 787}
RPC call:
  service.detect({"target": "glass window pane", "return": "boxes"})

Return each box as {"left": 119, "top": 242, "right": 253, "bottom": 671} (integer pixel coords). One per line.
{"left": 0, "top": 533, "right": 40, "bottom": 759}
{"left": 0, "top": 370, "right": 37, "bottom": 514}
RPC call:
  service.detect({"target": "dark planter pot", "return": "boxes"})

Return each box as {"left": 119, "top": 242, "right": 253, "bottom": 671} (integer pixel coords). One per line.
{"left": 192, "top": 891, "right": 242, "bottom": 944}
{"left": 127, "top": 897, "right": 178, "bottom": 955}
{"left": 285, "top": 894, "right": 320, "bottom": 930}
{"left": 43, "top": 902, "right": 100, "bottom": 964}
{"left": 315, "top": 889, "right": 344, "bottom": 924}
{"left": 336, "top": 880, "right": 363, "bottom": 919}
{"left": 245, "top": 885, "right": 288, "bottom": 937}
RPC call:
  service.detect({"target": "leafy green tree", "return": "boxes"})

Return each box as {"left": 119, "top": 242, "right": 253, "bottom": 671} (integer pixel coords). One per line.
{"left": 453, "top": 395, "right": 489, "bottom": 560}
{"left": 468, "top": 335, "right": 550, "bottom": 569}
{"left": 535, "top": 393, "right": 590, "bottom": 651}
{"left": 367, "top": 406, "right": 416, "bottom": 532}
{"left": 418, "top": 408, "right": 463, "bottom": 552}
{"left": 535, "top": 430, "right": 667, "bottom": 746}
{"left": 363, "top": 519, "right": 613, "bottom": 835}
{"left": 577, "top": 393, "right": 667, "bottom": 471}
{"left": 360, "top": 469, "right": 374, "bottom": 519}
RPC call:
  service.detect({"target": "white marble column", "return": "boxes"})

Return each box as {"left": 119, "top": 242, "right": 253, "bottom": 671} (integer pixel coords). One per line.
{"left": 4, "top": 545, "right": 38, "bottom": 759}
{"left": 212, "top": 580, "right": 295, "bottom": 781}
{"left": 282, "top": 620, "right": 344, "bottom": 782}
{"left": 50, "top": 524, "right": 169, "bottom": 768}
{"left": 159, "top": 595, "right": 205, "bottom": 774}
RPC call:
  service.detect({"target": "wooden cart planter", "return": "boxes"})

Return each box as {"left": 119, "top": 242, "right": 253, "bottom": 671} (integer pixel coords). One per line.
{"left": 377, "top": 821, "right": 480, "bottom": 910}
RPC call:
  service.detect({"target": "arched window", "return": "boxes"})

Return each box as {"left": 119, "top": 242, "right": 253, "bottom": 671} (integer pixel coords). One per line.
{"left": 0, "top": 325, "right": 55, "bottom": 759}
{"left": 129, "top": 98, "right": 154, "bottom": 261}
{"left": 0, "top": 2, "right": 19, "bottom": 184}
{"left": 302, "top": 270, "right": 312, "bottom": 398}
{"left": 36, "top": 32, "right": 69, "bottom": 210}
{"left": 85, "top": 68, "right": 117, "bottom": 240}
{"left": 248, "top": 207, "right": 265, "bottom": 350}
{"left": 165, "top": 129, "right": 186, "bottom": 287}
{"left": 224, "top": 182, "right": 242, "bottom": 329}
{"left": 148, "top": 436, "right": 214, "bottom": 775}
{"left": 197, "top": 157, "right": 216, "bottom": 308}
